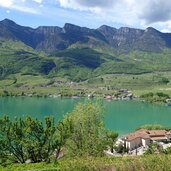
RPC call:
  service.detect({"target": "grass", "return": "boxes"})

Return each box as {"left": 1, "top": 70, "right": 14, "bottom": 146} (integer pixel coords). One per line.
{"left": 1, "top": 155, "right": 171, "bottom": 171}
{"left": 0, "top": 72, "right": 171, "bottom": 98}
{"left": 84, "top": 72, "right": 171, "bottom": 97}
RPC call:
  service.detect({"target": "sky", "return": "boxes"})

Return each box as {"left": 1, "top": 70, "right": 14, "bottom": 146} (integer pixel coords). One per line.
{"left": 0, "top": 0, "right": 171, "bottom": 32}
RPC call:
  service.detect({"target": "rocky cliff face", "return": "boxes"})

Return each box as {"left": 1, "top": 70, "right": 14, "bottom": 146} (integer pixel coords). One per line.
{"left": 97, "top": 26, "right": 167, "bottom": 52}
{"left": 1, "top": 18, "right": 171, "bottom": 53}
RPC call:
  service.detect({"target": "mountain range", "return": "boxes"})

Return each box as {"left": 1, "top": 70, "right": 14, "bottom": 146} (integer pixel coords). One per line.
{"left": 1, "top": 18, "right": 171, "bottom": 52}
{"left": 1, "top": 18, "right": 171, "bottom": 81}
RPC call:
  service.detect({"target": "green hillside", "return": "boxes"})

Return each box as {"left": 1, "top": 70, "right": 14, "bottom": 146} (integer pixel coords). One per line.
{"left": 1, "top": 39, "right": 171, "bottom": 82}
{"left": 1, "top": 39, "right": 171, "bottom": 98}
{"left": 0, "top": 40, "right": 56, "bottom": 79}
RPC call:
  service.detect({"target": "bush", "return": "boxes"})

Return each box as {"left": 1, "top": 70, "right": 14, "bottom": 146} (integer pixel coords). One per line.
{"left": 138, "top": 124, "right": 163, "bottom": 130}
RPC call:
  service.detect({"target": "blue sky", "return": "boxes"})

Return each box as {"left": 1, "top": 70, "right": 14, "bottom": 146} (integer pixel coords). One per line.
{"left": 0, "top": 0, "right": 171, "bottom": 32}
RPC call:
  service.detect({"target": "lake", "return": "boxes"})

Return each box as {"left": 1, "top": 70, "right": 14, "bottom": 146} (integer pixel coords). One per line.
{"left": 1, "top": 96, "right": 171, "bottom": 135}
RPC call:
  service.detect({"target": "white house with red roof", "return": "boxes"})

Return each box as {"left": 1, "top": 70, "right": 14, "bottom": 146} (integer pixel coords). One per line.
{"left": 120, "top": 129, "right": 171, "bottom": 151}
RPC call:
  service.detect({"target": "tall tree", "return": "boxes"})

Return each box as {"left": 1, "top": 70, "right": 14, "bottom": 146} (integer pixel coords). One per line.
{"left": 63, "top": 102, "right": 107, "bottom": 157}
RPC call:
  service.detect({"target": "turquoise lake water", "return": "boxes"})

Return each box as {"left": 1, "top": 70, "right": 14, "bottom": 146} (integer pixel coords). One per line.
{"left": 1, "top": 97, "right": 171, "bottom": 135}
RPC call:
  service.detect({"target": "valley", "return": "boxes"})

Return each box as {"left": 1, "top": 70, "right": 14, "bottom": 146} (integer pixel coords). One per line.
{"left": 1, "top": 19, "right": 171, "bottom": 100}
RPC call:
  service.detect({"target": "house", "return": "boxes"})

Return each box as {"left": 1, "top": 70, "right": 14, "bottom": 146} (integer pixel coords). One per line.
{"left": 104, "top": 95, "right": 113, "bottom": 100}
{"left": 166, "top": 99, "right": 171, "bottom": 103}
{"left": 120, "top": 129, "right": 171, "bottom": 151}
{"left": 123, "top": 129, "right": 151, "bottom": 151}
{"left": 119, "top": 89, "right": 128, "bottom": 93}
{"left": 147, "top": 130, "right": 168, "bottom": 142}
{"left": 88, "top": 94, "right": 94, "bottom": 98}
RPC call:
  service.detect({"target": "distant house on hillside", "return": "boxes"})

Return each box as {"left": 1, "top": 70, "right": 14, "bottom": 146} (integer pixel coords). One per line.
{"left": 104, "top": 95, "right": 113, "bottom": 100}
{"left": 119, "top": 129, "right": 171, "bottom": 151}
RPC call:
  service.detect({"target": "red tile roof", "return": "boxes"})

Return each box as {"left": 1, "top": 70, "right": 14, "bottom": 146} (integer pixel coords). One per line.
{"left": 125, "top": 129, "right": 170, "bottom": 141}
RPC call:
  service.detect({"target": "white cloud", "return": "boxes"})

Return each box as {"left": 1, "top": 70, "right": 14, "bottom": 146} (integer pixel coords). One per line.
{"left": 0, "top": 0, "right": 171, "bottom": 32}
{"left": 57, "top": 0, "right": 171, "bottom": 31}
{"left": 57, "top": 0, "right": 118, "bottom": 13}
{"left": 12, "top": 4, "right": 40, "bottom": 14}
{"left": 0, "top": 0, "right": 14, "bottom": 8}
{"left": 32, "top": 0, "right": 43, "bottom": 3}
{"left": 154, "top": 21, "right": 171, "bottom": 33}
{"left": 161, "top": 29, "right": 170, "bottom": 33}
{"left": 0, "top": 0, "right": 41, "bottom": 14}
{"left": 138, "top": 0, "right": 171, "bottom": 24}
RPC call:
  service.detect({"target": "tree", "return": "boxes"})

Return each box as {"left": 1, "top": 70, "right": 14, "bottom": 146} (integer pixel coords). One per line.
{"left": 63, "top": 102, "right": 108, "bottom": 157}
{"left": 23, "top": 116, "right": 57, "bottom": 163}
{"left": 54, "top": 120, "right": 71, "bottom": 159}
{"left": 0, "top": 116, "right": 62, "bottom": 164}
{"left": 106, "top": 131, "right": 118, "bottom": 153}
{"left": 161, "top": 77, "right": 169, "bottom": 84}
{"left": 144, "top": 143, "right": 162, "bottom": 155}
{"left": 0, "top": 116, "right": 28, "bottom": 164}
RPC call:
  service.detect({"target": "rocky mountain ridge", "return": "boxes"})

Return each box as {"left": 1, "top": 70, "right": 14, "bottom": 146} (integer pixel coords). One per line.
{"left": 1, "top": 18, "right": 171, "bottom": 53}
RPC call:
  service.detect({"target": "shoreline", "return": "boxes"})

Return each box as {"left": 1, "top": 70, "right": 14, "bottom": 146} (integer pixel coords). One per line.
{"left": 0, "top": 94, "right": 169, "bottom": 106}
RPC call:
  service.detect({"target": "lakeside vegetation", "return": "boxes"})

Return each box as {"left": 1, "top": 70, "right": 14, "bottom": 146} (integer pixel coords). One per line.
{"left": 138, "top": 124, "right": 165, "bottom": 130}
{"left": 0, "top": 102, "right": 118, "bottom": 168}
{"left": 140, "top": 92, "right": 170, "bottom": 103}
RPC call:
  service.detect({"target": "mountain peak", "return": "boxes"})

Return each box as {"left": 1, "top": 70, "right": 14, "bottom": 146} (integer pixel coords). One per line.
{"left": 145, "top": 27, "right": 160, "bottom": 33}
{"left": 0, "top": 18, "right": 17, "bottom": 25}
{"left": 63, "top": 23, "right": 91, "bottom": 34}
{"left": 62, "top": 23, "right": 81, "bottom": 33}
{"left": 98, "top": 25, "right": 117, "bottom": 33}
{"left": 99, "top": 25, "right": 116, "bottom": 30}
{"left": 64, "top": 23, "right": 81, "bottom": 29}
